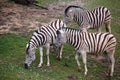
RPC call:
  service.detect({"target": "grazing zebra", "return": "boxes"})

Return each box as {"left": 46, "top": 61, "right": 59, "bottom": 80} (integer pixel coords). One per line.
{"left": 25, "top": 19, "right": 66, "bottom": 69}
{"left": 64, "top": 6, "right": 111, "bottom": 33}
{"left": 54, "top": 27, "right": 116, "bottom": 76}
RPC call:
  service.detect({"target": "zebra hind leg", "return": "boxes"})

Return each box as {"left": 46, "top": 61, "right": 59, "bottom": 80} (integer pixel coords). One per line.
{"left": 75, "top": 52, "right": 81, "bottom": 71}
{"left": 81, "top": 51, "right": 88, "bottom": 76}
{"left": 96, "top": 27, "right": 101, "bottom": 33}
{"left": 106, "top": 49, "right": 115, "bottom": 77}
{"left": 105, "top": 20, "right": 111, "bottom": 33}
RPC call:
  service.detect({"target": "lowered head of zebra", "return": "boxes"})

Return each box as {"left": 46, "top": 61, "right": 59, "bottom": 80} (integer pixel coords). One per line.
{"left": 64, "top": 5, "right": 84, "bottom": 24}
{"left": 25, "top": 43, "right": 36, "bottom": 69}
{"left": 54, "top": 28, "right": 67, "bottom": 50}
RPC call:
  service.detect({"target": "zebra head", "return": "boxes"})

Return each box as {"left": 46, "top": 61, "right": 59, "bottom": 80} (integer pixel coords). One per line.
{"left": 54, "top": 28, "right": 67, "bottom": 50}
{"left": 64, "top": 5, "right": 84, "bottom": 24}
{"left": 64, "top": 8, "right": 74, "bottom": 24}
{"left": 25, "top": 43, "right": 36, "bottom": 69}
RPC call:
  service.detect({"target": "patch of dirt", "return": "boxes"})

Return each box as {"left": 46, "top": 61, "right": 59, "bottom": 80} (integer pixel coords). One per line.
{"left": 0, "top": 1, "right": 84, "bottom": 34}
{"left": 67, "top": 75, "right": 78, "bottom": 80}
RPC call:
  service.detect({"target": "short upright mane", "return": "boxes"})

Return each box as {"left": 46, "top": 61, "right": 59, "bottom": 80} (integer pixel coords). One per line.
{"left": 64, "top": 5, "right": 84, "bottom": 16}
{"left": 65, "top": 27, "right": 80, "bottom": 32}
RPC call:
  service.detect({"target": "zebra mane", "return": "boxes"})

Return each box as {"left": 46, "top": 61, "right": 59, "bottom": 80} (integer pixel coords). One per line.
{"left": 63, "top": 27, "right": 81, "bottom": 33}
{"left": 64, "top": 5, "right": 84, "bottom": 16}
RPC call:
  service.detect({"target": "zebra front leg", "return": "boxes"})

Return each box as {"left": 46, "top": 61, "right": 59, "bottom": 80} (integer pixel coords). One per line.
{"left": 57, "top": 45, "right": 64, "bottom": 60}
{"left": 75, "top": 52, "right": 81, "bottom": 70}
{"left": 38, "top": 47, "right": 43, "bottom": 68}
{"left": 46, "top": 43, "right": 50, "bottom": 66}
{"left": 81, "top": 51, "right": 88, "bottom": 76}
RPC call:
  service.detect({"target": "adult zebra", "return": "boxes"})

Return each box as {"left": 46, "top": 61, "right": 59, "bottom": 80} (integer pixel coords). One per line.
{"left": 54, "top": 27, "right": 116, "bottom": 76}
{"left": 64, "top": 6, "right": 111, "bottom": 33}
{"left": 25, "top": 19, "right": 66, "bottom": 69}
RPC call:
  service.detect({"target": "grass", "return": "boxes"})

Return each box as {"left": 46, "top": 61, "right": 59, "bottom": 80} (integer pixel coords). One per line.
{"left": 0, "top": 0, "right": 120, "bottom": 80}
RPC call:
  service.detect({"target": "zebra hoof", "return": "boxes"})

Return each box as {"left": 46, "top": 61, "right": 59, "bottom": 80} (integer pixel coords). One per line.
{"left": 105, "top": 72, "right": 113, "bottom": 77}
{"left": 77, "top": 67, "right": 81, "bottom": 72}
{"left": 47, "top": 63, "right": 50, "bottom": 67}
{"left": 56, "top": 56, "right": 62, "bottom": 61}
{"left": 38, "top": 63, "right": 43, "bottom": 68}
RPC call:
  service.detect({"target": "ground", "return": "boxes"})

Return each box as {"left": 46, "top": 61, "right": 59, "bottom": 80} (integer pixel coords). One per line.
{"left": 0, "top": 0, "right": 84, "bottom": 34}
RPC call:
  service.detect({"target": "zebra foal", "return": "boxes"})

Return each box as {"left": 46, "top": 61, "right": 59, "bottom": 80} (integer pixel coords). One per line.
{"left": 25, "top": 19, "right": 66, "bottom": 69}
{"left": 54, "top": 27, "right": 116, "bottom": 76}
{"left": 64, "top": 6, "right": 111, "bottom": 33}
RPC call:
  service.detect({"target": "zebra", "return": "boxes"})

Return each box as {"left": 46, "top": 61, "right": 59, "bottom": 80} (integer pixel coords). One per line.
{"left": 54, "top": 27, "right": 116, "bottom": 76}
{"left": 64, "top": 6, "right": 111, "bottom": 33}
{"left": 25, "top": 19, "right": 66, "bottom": 69}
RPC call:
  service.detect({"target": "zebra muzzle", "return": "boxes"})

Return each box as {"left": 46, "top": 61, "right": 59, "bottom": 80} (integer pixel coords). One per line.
{"left": 53, "top": 44, "right": 60, "bottom": 51}
{"left": 24, "top": 63, "right": 29, "bottom": 69}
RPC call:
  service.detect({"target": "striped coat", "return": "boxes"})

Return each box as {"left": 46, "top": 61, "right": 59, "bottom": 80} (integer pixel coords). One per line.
{"left": 25, "top": 19, "right": 66, "bottom": 69}
{"left": 64, "top": 6, "right": 111, "bottom": 33}
{"left": 55, "top": 27, "right": 116, "bottom": 76}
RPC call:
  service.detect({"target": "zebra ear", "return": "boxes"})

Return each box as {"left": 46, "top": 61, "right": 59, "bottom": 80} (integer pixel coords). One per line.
{"left": 69, "top": 9, "right": 73, "bottom": 13}
{"left": 64, "top": 23, "right": 67, "bottom": 27}
{"left": 26, "top": 44, "right": 29, "bottom": 54}
{"left": 26, "top": 43, "right": 29, "bottom": 48}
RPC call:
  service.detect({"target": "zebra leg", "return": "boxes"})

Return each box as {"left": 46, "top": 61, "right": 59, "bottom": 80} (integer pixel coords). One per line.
{"left": 105, "top": 21, "right": 111, "bottom": 33}
{"left": 106, "top": 50, "right": 115, "bottom": 76}
{"left": 81, "top": 51, "right": 88, "bottom": 76}
{"left": 46, "top": 43, "right": 50, "bottom": 66}
{"left": 75, "top": 52, "right": 81, "bottom": 70}
{"left": 97, "top": 27, "right": 101, "bottom": 33}
{"left": 38, "top": 47, "right": 43, "bottom": 68}
{"left": 56, "top": 45, "right": 64, "bottom": 60}
{"left": 81, "top": 27, "right": 88, "bottom": 32}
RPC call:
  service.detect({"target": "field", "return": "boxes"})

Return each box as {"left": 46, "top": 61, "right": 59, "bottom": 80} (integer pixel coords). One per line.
{"left": 0, "top": 0, "right": 120, "bottom": 80}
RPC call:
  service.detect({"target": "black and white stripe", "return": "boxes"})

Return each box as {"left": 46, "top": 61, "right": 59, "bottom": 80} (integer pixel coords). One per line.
{"left": 25, "top": 19, "right": 66, "bottom": 68}
{"left": 29, "top": 19, "right": 66, "bottom": 47}
{"left": 64, "top": 6, "right": 111, "bottom": 33}
{"left": 55, "top": 27, "right": 116, "bottom": 76}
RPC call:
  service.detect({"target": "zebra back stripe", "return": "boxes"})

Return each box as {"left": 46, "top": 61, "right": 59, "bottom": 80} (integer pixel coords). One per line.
{"left": 63, "top": 28, "right": 116, "bottom": 53}
{"left": 28, "top": 19, "right": 66, "bottom": 48}
{"left": 65, "top": 5, "right": 84, "bottom": 17}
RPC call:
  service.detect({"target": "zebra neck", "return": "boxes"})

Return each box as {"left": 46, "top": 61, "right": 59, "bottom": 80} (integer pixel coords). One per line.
{"left": 66, "top": 30, "right": 81, "bottom": 49}
{"left": 28, "top": 42, "right": 37, "bottom": 50}
{"left": 73, "top": 13, "right": 83, "bottom": 26}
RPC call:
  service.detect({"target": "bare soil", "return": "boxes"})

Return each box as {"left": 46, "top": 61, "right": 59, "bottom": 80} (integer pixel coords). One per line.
{"left": 0, "top": 1, "right": 84, "bottom": 34}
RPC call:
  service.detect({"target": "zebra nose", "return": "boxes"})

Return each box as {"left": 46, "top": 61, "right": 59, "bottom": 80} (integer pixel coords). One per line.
{"left": 53, "top": 45, "right": 59, "bottom": 51}
{"left": 24, "top": 63, "right": 29, "bottom": 69}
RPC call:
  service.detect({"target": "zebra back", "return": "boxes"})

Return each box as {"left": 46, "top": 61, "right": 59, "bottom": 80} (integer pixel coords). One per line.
{"left": 28, "top": 19, "right": 66, "bottom": 48}
{"left": 63, "top": 28, "right": 116, "bottom": 53}
{"left": 64, "top": 5, "right": 84, "bottom": 17}
{"left": 90, "top": 6, "right": 111, "bottom": 22}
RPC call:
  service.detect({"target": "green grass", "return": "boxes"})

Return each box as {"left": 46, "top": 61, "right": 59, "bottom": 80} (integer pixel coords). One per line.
{"left": 0, "top": 34, "right": 120, "bottom": 80}
{"left": 0, "top": 0, "right": 120, "bottom": 80}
